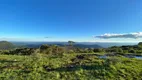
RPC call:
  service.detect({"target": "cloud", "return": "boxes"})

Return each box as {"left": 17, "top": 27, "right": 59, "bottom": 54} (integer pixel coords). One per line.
{"left": 95, "top": 32, "right": 142, "bottom": 39}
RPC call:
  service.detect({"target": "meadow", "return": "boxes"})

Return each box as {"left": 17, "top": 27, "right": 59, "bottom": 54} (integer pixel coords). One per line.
{"left": 0, "top": 53, "right": 141, "bottom": 80}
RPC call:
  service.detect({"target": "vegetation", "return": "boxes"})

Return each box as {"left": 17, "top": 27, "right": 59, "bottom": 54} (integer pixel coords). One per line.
{"left": 68, "top": 41, "right": 75, "bottom": 46}
{"left": 0, "top": 53, "right": 141, "bottom": 80}
{"left": 105, "top": 42, "right": 142, "bottom": 56}
{"left": 0, "top": 41, "right": 141, "bottom": 79}
{"left": 0, "top": 41, "right": 15, "bottom": 50}
{"left": 1, "top": 42, "right": 142, "bottom": 56}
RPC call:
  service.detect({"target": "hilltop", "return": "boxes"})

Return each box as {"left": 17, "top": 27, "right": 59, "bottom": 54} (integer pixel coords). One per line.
{"left": 0, "top": 41, "right": 15, "bottom": 50}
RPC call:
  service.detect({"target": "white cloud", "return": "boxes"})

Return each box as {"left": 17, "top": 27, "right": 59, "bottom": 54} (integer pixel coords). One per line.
{"left": 95, "top": 32, "right": 142, "bottom": 39}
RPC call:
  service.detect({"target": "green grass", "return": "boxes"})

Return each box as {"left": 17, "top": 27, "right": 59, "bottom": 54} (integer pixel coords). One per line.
{"left": 0, "top": 53, "right": 141, "bottom": 80}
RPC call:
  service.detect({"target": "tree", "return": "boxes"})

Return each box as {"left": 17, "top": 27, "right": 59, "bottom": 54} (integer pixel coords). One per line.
{"left": 138, "top": 42, "right": 142, "bottom": 46}
{"left": 93, "top": 48, "right": 104, "bottom": 53}
{"left": 138, "top": 42, "right": 142, "bottom": 48}
{"left": 68, "top": 41, "right": 75, "bottom": 46}
{"left": 129, "top": 49, "right": 136, "bottom": 53}
{"left": 118, "top": 48, "right": 123, "bottom": 53}
{"left": 40, "top": 44, "right": 50, "bottom": 53}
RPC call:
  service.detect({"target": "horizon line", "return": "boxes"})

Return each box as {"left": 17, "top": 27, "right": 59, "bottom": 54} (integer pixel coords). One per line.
{"left": 0, "top": 40, "right": 139, "bottom": 43}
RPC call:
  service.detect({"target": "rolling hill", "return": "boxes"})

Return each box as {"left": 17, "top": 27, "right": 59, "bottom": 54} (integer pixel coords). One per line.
{"left": 0, "top": 41, "right": 15, "bottom": 50}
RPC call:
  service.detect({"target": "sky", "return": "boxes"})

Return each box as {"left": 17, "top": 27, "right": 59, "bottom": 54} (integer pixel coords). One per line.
{"left": 0, "top": 0, "right": 142, "bottom": 42}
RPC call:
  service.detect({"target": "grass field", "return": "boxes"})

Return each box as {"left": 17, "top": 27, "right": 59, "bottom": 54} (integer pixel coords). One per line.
{"left": 0, "top": 53, "right": 142, "bottom": 80}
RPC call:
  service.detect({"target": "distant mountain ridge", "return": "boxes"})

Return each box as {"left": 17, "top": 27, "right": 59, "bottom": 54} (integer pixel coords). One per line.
{"left": 11, "top": 42, "right": 103, "bottom": 48}
{"left": 21, "top": 44, "right": 102, "bottom": 48}
{"left": 11, "top": 41, "right": 138, "bottom": 48}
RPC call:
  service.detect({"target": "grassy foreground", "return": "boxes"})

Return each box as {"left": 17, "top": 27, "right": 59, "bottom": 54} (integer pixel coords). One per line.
{"left": 0, "top": 53, "right": 141, "bottom": 80}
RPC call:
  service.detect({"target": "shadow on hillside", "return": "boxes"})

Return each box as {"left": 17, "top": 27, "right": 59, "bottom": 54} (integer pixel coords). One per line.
{"left": 0, "top": 60, "right": 20, "bottom": 63}
{"left": 44, "top": 64, "right": 108, "bottom": 72}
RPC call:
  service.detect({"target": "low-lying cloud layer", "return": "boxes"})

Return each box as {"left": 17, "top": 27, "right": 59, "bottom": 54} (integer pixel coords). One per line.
{"left": 95, "top": 32, "right": 142, "bottom": 39}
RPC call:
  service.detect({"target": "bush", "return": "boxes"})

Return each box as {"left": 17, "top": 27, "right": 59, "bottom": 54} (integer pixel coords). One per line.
{"left": 40, "top": 45, "right": 65, "bottom": 56}
{"left": 94, "top": 48, "right": 104, "bottom": 53}
{"left": 129, "top": 49, "right": 136, "bottom": 53}
{"left": 40, "top": 44, "right": 50, "bottom": 53}
{"left": 68, "top": 50, "right": 75, "bottom": 54}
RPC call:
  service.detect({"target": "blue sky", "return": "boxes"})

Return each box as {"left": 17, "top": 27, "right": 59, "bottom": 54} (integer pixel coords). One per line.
{"left": 0, "top": 0, "right": 142, "bottom": 42}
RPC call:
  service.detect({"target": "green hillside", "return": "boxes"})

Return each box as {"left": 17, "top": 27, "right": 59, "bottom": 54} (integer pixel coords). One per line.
{"left": 0, "top": 41, "right": 15, "bottom": 50}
